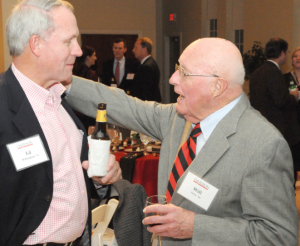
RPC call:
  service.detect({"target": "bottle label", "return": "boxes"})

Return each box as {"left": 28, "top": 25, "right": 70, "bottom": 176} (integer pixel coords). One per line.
{"left": 96, "top": 110, "right": 107, "bottom": 122}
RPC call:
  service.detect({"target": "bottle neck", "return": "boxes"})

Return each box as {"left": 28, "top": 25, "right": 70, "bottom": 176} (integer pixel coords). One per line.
{"left": 96, "top": 109, "right": 107, "bottom": 122}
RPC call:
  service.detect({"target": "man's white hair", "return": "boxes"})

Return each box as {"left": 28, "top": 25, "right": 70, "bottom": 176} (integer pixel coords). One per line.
{"left": 6, "top": 0, "right": 73, "bottom": 56}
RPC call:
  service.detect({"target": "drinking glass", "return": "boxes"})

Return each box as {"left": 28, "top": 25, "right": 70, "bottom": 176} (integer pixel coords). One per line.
{"left": 140, "top": 134, "right": 151, "bottom": 155}
{"left": 107, "top": 124, "right": 120, "bottom": 152}
{"left": 145, "top": 195, "right": 167, "bottom": 246}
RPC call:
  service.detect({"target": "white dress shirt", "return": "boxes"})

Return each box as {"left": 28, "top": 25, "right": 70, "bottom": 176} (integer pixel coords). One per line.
{"left": 113, "top": 56, "right": 125, "bottom": 85}
{"left": 194, "top": 95, "right": 242, "bottom": 155}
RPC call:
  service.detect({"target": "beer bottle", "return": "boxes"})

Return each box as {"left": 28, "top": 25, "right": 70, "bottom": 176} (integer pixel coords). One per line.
{"left": 91, "top": 103, "right": 110, "bottom": 140}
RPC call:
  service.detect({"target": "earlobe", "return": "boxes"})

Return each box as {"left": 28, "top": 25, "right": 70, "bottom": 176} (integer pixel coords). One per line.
{"left": 212, "top": 78, "right": 227, "bottom": 97}
{"left": 29, "top": 35, "right": 42, "bottom": 57}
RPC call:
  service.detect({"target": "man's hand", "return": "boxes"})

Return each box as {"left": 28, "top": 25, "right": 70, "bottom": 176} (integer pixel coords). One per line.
{"left": 82, "top": 154, "right": 122, "bottom": 184}
{"left": 290, "top": 88, "right": 299, "bottom": 101}
{"left": 143, "top": 204, "right": 195, "bottom": 239}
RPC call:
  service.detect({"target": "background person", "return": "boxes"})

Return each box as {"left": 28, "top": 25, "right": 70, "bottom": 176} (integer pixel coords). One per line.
{"left": 131, "top": 37, "right": 162, "bottom": 102}
{"left": 66, "top": 37, "right": 298, "bottom": 246}
{"left": 250, "top": 38, "right": 300, "bottom": 184}
{"left": 101, "top": 38, "right": 139, "bottom": 95}
{"left": 73, "top": 45, "right": 99, "bottom": 82}
{"left": 101, "top": 38, "right": 140, "bottom": 139}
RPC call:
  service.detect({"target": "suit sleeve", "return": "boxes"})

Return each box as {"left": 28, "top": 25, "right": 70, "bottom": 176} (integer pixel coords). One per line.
{"left": 192, "top": 136, "right": 298, "bottom": 246}
{"left": 136, "top": 65, "right": 157, "bottom": 101}
{"left": 67, "top": 76, "right": 174, "bottom": 141}
{"left": 101, "top": 61, "right": 112, "bottom": 86}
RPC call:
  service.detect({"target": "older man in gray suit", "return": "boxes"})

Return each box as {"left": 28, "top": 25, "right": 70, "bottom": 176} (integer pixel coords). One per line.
{"left": 65, "top": 38, "right": 298, "bottom": 245}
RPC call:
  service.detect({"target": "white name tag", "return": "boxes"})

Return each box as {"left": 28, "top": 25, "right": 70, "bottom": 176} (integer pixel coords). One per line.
{"left": 126, "top": 73, "right": 135, "bottom": 80}
{"left": 6, "top": 135, "right": 50, "bottom": 171}
{"left": 177, "top": 172, "right": 218, "bottom": 211}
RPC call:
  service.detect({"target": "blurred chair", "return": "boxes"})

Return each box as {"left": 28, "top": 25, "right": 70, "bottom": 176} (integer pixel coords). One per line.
{"left": 92, "top": 198, "right": 119, "bottom": 246}
{"left": 111, "top": 179, "right": 152, "bottom": 246}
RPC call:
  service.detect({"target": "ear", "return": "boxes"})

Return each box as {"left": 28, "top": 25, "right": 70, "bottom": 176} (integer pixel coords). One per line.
{"left": 211, "top": 78, "right": 228, "bottom": 98}
{"left": 29, "top": 35, "right": 42, "bottom": 57}
{"left": 124, "top": 47, "right": 127, "bottom": 53}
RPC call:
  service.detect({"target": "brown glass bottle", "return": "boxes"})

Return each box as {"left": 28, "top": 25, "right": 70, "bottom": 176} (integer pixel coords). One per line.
{"left": 91, "top": 103, "right": 110, "bottom": 140}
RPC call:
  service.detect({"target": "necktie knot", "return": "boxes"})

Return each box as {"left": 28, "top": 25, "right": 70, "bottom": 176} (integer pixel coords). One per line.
{"left": 191, "top": 123, "right": 201, "bottom": 138}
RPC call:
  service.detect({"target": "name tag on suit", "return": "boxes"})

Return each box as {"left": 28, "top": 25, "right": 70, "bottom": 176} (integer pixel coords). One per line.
{"left": 177, "top": 171, "right": 219, "bottom": 211}
{"left": 126, "top": 73, "right": 135, "bottom": 80}
{"left": 6, "top": 134, "right": 49, "bottom": 171}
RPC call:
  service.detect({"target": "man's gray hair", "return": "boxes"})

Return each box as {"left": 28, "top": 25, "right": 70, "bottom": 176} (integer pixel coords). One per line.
{"left": 6, "top": 0, "right": 74, "bottom": 56}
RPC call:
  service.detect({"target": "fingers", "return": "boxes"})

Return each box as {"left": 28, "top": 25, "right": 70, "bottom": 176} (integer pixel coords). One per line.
{"left": 81, "top": 160, "right": 89, "bottom": 170}
{"left": 143, "top": 204, "right": 173, "bottom": 214}
{"left": 98, "top": 154, "right": 122, "bottom": 184}
{"left": 143, "top": 204, "right": 195, "bottom": 239}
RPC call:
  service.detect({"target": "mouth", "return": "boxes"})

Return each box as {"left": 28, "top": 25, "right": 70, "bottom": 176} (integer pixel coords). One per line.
{"left": 178, "top": 95, "right": 185, "bottom": 100}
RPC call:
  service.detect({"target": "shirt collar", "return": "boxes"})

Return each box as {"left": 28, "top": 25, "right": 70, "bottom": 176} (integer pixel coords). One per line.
{"left": 267, "top": 60, "right": 280, "bottom": 69}
{"left": 141, "top": 55, "right": 151, "bottom": 64}
{"left": 193, "top": 95, "right": 242, "bottom": 140}
{"left": 11, "top": 63, "right": 66, "bottom": 110}
{"left": 114, "top": 56, "right": 125, "bottom": 64}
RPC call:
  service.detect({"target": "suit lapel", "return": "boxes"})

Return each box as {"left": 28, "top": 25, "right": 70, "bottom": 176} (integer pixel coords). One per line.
{"left": 171, "top": 94, "right": 249, "bottom": 206}
{"left": 5, "top": 67, "right": 53, "bottom": 183}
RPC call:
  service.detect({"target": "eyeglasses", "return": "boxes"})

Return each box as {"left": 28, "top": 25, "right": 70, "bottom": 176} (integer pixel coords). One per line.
{"left": 175, "top": 63, "right": 219, "bottom": 77}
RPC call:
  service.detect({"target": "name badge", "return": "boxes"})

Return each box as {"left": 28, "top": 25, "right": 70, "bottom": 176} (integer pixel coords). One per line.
{"left": 177, "top": 172, "right": 218, "bottom": 211}
{"left": 127, "top": 73, "right": 135, "bottom": 80}
{"left": 6, "top": 134, "right": 50, "bottom": 171}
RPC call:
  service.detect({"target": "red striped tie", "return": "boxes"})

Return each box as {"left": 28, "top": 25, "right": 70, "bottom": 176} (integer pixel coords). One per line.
{"left": 166, "top": 123, "right": 202, "bottom": 202}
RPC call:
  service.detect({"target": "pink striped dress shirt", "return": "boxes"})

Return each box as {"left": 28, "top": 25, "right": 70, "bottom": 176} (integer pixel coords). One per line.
{"left": 11, "top": 64, "right": 89, "bottom": 244}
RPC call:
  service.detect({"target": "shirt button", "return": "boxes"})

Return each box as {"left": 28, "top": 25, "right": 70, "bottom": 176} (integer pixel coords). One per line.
{"left": 45, "top": 195, "right": 52, "bottom": 202}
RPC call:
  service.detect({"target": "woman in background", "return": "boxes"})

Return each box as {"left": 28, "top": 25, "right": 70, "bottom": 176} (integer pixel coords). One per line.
{"left": 284, "top": 47, "right": 300, "bottom": 91}
{"left": 72, "top": 46, "right": 98, "bottom": 131}
{"left": 284, "top": 47, "right": 300, "bottom": 184}
{"left": 73, "top": 45, "right": 99, "bottom": 82}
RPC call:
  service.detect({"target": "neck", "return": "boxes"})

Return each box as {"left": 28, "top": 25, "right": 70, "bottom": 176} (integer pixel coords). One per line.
{"left": 269, "top": 58, "right": 280, "bottom": 66}
{"left": 13, "top": 56, "right": 56, "bottom": 90}
{"left": 115, "top": 56, "right": 123, "bottom": 61}
{"left": 294, "top": 69, "right": 300, "bottom": 75}
{"left": 84, "top": 60, "right": 91, "bottom": 68}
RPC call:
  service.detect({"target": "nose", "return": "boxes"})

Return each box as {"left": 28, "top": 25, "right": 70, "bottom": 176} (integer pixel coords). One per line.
{"left": 73, "top": 40, "right": 83, "bottom": 57}
{"left": 169, "top": 70, "right": 179, "bottom": 85}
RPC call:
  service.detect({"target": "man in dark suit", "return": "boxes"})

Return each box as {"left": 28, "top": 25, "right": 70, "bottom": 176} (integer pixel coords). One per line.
{"left": 132, "top": 37, "right": 162, "bottom": 102}
{"left": 101, "top": 38, "right": 139, "bottom": 96}
{"left": 250, "top": 38, "right": 300, "bottom": 182}
{"left": 0, "top": 1, "right": 121, "bottom": 246}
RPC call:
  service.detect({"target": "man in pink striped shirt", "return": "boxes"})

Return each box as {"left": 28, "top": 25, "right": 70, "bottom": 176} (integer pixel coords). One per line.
{"left": 0, "top": 1, "right": 121, "bottom": 246}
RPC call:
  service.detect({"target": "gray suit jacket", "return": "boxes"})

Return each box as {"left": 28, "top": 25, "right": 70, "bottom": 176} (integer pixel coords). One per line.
{"left": 66, "top": 76, "right": 299, "bottom": 246}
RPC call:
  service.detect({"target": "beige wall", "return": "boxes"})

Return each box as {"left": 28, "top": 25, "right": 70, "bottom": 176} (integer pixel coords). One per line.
{"left": 163, "top": 0, "right": 202, "bottom": 51}
{"left": 69, "top": 0, "right": 157, "bottom": 57}
{"left": 0, "top": 0, "right": 4, "bottom": 73}
{"left": 217, "top": 0, "right": 227, "bottom": 39}
{"left": 2, "top": 0, "right": 158, "bottom": 71}
{"left": 244, "top": 0, "right": 294, "bottom": 72}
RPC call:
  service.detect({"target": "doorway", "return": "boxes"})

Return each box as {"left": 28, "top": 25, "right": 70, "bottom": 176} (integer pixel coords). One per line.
{"left": 80, "top": 34, "right": 139, "bottom": 79}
